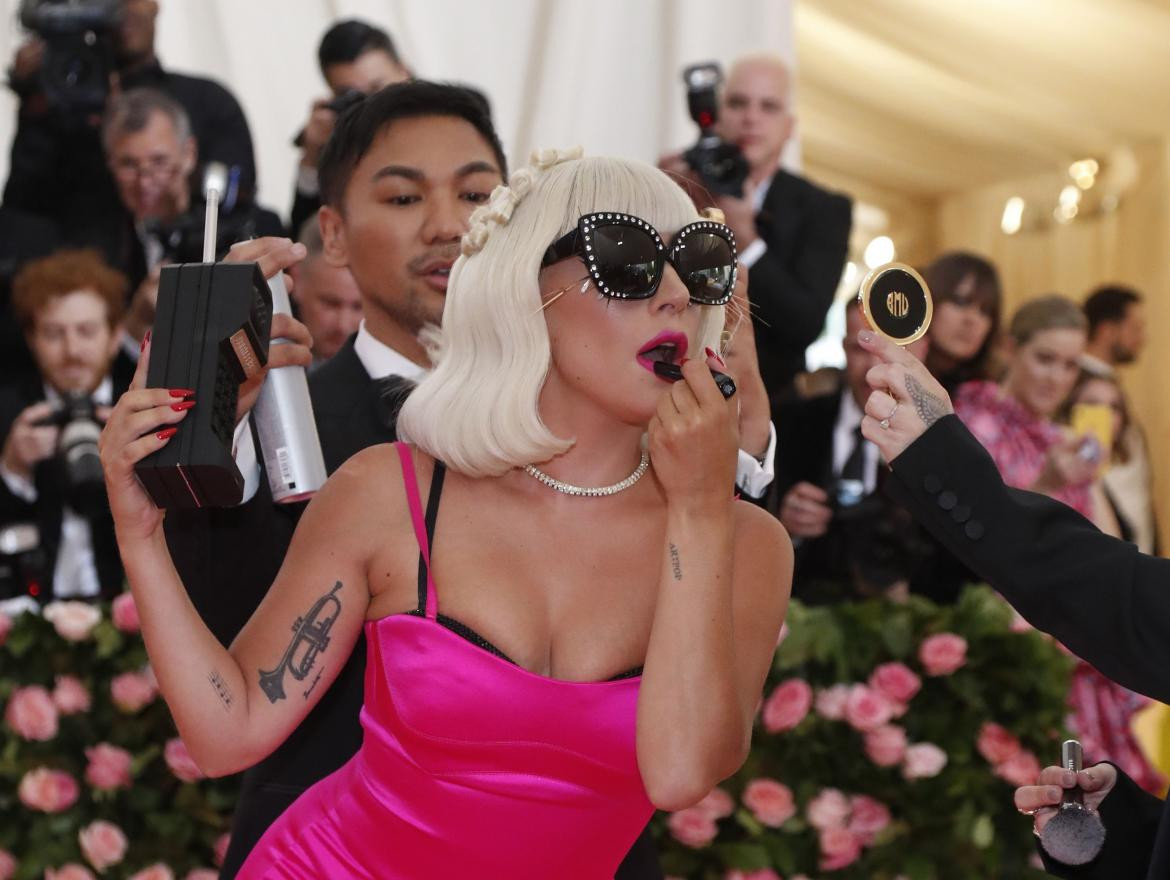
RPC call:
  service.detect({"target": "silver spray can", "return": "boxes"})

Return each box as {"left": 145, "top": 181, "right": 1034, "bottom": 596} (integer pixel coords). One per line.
{"left": 253, "top": 273, "right": 328, "bottom": 502}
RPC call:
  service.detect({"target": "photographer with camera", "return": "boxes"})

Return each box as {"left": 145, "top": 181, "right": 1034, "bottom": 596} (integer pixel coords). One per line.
{"left": 0, "top": 249, "right": 133, "bottom": 605}
{"left": 3, "top": 0, "right": 258, "bottom": 253}
{"left": 289, "top": 19, "right": 411, "bottom": 237}
{"left": 95, "top": 87, "right": 282, "bottom": 345}
{"left": 662, "top": 53, "right": 852, "bottom": 405}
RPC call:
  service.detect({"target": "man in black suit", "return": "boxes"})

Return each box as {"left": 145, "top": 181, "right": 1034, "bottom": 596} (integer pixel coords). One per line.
{"left": 775, "top": 300, "right": 932, "bottom": 603}
{"left": 856, "top": 328, "right": 1170, "bottom": 879}
{"left": 0, "top": 249, "right": 133, "bottom": 604}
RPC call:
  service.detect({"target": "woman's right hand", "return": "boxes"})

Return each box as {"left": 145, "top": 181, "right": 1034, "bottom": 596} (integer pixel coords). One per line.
{"left": 1033, "top": 433, "right": 1098, "bottom": 495}
{"left": 1014, "top": 762, "right": 1116, "bottom": 835}
{"left": 98, "top": 334, "right": 194, "bottom": 542}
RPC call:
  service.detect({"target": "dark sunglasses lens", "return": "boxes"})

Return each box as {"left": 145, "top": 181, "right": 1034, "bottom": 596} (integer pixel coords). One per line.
{"left": 674, "top": 232, "right": 735, "bottom": 304}
{"left": 591, "top": 224, "right": 661, "bottom": 298}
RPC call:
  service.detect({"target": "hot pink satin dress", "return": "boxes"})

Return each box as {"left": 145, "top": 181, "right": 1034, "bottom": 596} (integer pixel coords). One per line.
{"left": 236, "top": 444, "right": 653, "bottom": 878}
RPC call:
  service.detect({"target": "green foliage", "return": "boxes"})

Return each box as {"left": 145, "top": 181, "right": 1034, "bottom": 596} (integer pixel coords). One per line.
{"left": 0, "top": 602, "right": 238, "bottom": 878}
{"left": 654, "top": 586, "right": 1073, "bottom": 879}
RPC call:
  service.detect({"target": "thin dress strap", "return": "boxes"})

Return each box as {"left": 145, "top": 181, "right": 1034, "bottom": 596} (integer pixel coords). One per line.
{"left": 394, "top": 443, "right": 442, "bottom": 620}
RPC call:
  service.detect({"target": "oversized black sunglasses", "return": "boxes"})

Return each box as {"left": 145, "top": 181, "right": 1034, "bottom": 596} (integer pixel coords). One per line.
{"left": 540, "top": 212, "right": 737, "bottom": 306}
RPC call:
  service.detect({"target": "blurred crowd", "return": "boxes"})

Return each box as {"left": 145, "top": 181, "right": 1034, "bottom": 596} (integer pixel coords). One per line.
{"left": 0, "top": 0, "right": 1162, "bottom": 811}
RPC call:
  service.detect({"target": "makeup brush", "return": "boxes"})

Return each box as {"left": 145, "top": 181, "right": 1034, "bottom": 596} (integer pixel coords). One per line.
{"left": 1039, "top": 740, "right": 1106, "bottom": 866}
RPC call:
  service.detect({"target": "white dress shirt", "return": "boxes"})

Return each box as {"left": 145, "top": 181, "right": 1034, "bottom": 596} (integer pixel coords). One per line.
{"left": 831, "top": 390, "right": 879, "bottom": 495}
{"left": 0, "top": 377, "right": 113, "bottom": 599}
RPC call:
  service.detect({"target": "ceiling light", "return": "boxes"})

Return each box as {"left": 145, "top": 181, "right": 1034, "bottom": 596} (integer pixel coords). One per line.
{"left": 1059, "top": 185, "right": 1081, "bottom": 209}
{"left": 1001, "top": 196, "right": 1025, "bottom": 235}
{"left": 863, "top": 236, "right": 894, "bottom": 268}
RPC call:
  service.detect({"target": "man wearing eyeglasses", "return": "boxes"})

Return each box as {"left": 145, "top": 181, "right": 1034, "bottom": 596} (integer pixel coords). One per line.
{"left": 97, "top": 88, "right": 283, "bottom": 355}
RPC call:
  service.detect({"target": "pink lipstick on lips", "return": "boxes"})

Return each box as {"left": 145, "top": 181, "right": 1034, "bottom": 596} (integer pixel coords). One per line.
{"left": 636, "top": 331, "right": 689, "bottom": 377}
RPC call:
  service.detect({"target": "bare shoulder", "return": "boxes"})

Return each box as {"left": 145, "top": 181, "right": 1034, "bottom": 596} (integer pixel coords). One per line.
{"left": 733, "top": 500, "right": 793, "bottom": 562}
{"left": 300, "top": 443, "right": 435, "bottom": 531}
{"left": 732, "top": 500, "right": 794, "bottom": 608}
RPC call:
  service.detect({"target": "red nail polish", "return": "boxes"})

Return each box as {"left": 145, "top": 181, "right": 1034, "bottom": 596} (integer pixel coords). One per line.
{"left": 140, "top": 334, "right": 148, "bottom": 354}
{"left": 171, "top": 401, "right": 195, "bottom": 412}
{"left": 705, "top": 346, "right": 727, "bottom": 367}
{"left": 169, "top": 389, "right": 195, "bottom": 398}
{"left": 144, "top": 330, "right": 152, "bottom": 348}
{"left": 156, "top": 427, "right": 177, "bottom": 441}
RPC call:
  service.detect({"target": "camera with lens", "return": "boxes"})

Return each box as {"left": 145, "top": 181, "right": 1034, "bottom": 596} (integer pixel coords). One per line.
{"left": 681, "top": 62, "right": 749, "bottom": 197}
{"left": 34, "top": 390, "right": 106, "bottom": 509}
{"left": 144, "top": 201, "right": 262, "bottom": 265}
{"left": 19, "top": 0, "right": 122, "bottom": 120}
{"left": 292, "top": 88, "right": 366, "bottom": 149}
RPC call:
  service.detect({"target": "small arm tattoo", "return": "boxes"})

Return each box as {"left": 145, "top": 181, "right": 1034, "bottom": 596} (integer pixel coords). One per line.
{"left": 208, "top": 669, "right": 234, "bottom": 712}
{"left": 258, "top": 581, "right": 343, "bottom": 704}
{"left": 669, "top": 543, "right": 683, "bottom": 581}
{"left": 905, "top": 374, "right": 948, "bottom": 429}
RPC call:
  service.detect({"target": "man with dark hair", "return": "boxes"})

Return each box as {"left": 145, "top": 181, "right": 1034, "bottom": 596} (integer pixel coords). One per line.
{"left": 290, "top": 18, "right": 411, "bottom": 234}
{"left": 1080, "top": 284, "right": 1157, "bottom": 554}
{"left": 0, "top": 249, "right": 131, "bottom": 605}
{"left": 3, "top": 0, "right": 257, "bottom": 247}
{"left": 1083, "top": 284, "right": 1145, "bottom": 370}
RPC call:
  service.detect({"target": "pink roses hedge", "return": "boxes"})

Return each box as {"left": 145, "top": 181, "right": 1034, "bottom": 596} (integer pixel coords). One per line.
{"left": 0, "top": 598, "right": 238, "bottom": 878}
{"left": 654, "top": 586, "right": 1072, "bottom": 879}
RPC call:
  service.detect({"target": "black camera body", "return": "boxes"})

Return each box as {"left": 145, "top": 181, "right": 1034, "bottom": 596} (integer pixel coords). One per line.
{"left": 143, "top": 197, "right": 260, "bottom": 265}
{"left": 19, "top": 0, "right": 121, "bottom": 119}
{"left": 34, "top": 389, "right": 105, "bottom": 505}
{"left": 134, "top": 261, "right": 273, "bottom": 509}
{"left": 681, "top": 62, "right": 749, "bottom": 197}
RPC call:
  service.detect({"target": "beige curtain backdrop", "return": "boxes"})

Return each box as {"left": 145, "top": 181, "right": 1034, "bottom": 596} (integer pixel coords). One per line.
{"left": 937, "top": 139, "right": 1170, "bottom": 551}
{"left": 0, "top": 0, "right": 795, "bottom": 215}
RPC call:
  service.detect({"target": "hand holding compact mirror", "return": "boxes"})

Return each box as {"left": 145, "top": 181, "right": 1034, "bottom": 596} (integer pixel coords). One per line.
{"left": 857, "top": 262, "right": 933, "bottom": 345}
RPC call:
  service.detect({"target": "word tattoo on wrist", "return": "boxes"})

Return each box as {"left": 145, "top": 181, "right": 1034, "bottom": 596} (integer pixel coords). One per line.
{"left": 257, "top": 581, "right": 343, "bottom": 704}
{"left": 669, "top": 543, "right": 683, "bottom": 581}
{"left": 905, "top": 374, "right": 948, "bottom": 429}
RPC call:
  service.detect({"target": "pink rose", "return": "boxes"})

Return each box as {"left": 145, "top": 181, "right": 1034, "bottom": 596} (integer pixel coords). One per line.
{"left": 864, "top": 724, "right": 908, "bottom": 767}
{"left": 667, "top": 806, "right": 718, "bottom": 848}
{"left": 0, "top": 612, "right": 10, "bottom": 647}
{"left": 996, "top": 750, "right": 1043, "bottom": 787}
{"left": 110, "top": 670, "right": 158, "bottom": 712}
{"left": 85, "top": 743, "right": 133, "bottom": 790}
{"left": 183, "top": 871, "right": 220, "bottom": 880}
{"left": 695, "top": 787, "right": 735, "bottom": 820}
{"left": 52, "top": 675, "right": 91, "bottom": 715}
{"left": 819, "top": 827, "right": 863, "bottom": 871}
{"left": 902, "top": 742, "right": 948, "bottom": 779}
{"left": 847, "top": 794, "right": 892, "bottom": 844}
{"left": 79, "top": 820, "right": 128, "bottom": 871}
{"left": 127, "top": 865, "right": 174, "bottom": 880}
{"left": 806, "top": 787, "right": 850, "bottom": 830}
{"left": 165, "top": 738, "right": 206, "bottom": 782}
{"left": 42, "top": 600, "right": 101, "bottom": 641}
{"left": 815, "top": 684, "right": 850, "bottom": 720}
{"left": 18, "top": 766, "right": 79, "bottom": 812}
{"left": 725, "top": 871, "right": 782, "bottom": 880}
{"left": 111, "top": 592, "right": 141, "bottom": 634}
{"left": 977, "top": 722, "right": 1022, "bottom": 765}
{"left": 1009, "top": 607, "right": 1033, "bottom": 633}
{"left": 869, "top": 662, "right": 921, "bottom": 705}
{"left": 45, "top": 865, "right": 96, "bottom": 880}
{"left": 213, "top": 834, "right": 231, "bottom": 867}
{"left": 918, "top": 633, "right": 968, "bottom": 676}
{"left": 762, "top": 678, "right": 813, "bottom": 733}
{"left": 4, "top": 685, "right": 59, "bottom": 741}
{"left": 844, "top": 684, "right": 894, "bottom": 732}
{"left": 0, "top": 849, "right": 14, "bottom": 880}
{"left": 742, "top": 778, "right": 796, "bottom": 827}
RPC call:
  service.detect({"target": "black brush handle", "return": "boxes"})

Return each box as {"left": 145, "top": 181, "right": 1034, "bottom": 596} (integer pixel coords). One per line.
{"left": 652, "top": 361, "right": 737, "bottom": 399}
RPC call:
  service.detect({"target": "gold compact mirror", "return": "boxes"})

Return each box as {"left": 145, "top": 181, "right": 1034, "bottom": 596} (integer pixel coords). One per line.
{"left": 857, "top": 262, "right": 933, "bottom": 345}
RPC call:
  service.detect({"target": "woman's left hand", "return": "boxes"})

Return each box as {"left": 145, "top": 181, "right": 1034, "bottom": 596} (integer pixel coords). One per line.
{"left": 647, "top": 350, "right": 739, "bottom": 509}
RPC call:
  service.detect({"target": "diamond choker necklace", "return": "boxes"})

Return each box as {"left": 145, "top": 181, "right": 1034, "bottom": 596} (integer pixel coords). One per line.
{"left": 523, "top": 450, "right": 650, "bottom": 497}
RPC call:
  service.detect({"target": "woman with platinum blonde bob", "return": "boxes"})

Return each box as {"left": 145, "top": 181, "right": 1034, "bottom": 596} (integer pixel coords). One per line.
{"left": 99, "top": 149, "right": 793, "bottom": 878}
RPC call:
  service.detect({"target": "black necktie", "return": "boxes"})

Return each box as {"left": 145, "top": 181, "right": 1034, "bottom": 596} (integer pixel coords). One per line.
{"left": 835, "top": 425, "right": 867, "bottom": 508}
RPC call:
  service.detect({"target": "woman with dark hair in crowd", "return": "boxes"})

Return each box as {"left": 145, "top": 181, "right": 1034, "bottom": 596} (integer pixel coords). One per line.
{"left": 922, "top": 251, "right": 1002, "bottom": 393}
{"left": 99, "top": 150, "right": 792, "bottom": 877}
{"left": 953, "top": 294, "right": 1162, "bottom": 795}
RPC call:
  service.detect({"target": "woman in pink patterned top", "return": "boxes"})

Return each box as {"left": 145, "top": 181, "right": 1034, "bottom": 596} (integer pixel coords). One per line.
{"left": 954, "top": 294, "right": 1162, "bottom": 793}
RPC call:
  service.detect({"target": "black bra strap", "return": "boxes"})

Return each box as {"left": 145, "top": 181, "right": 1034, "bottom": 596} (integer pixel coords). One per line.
{"left": 414, "top": 461, "right": 447, "bottom": 613}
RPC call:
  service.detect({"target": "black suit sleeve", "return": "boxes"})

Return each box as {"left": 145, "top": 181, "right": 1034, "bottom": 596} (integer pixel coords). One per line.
{"left": 887, "top": 414, "right": 1170, "bottom": 703}
{"left": 748, "top": 183, "right": 852, "bottom": 355}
